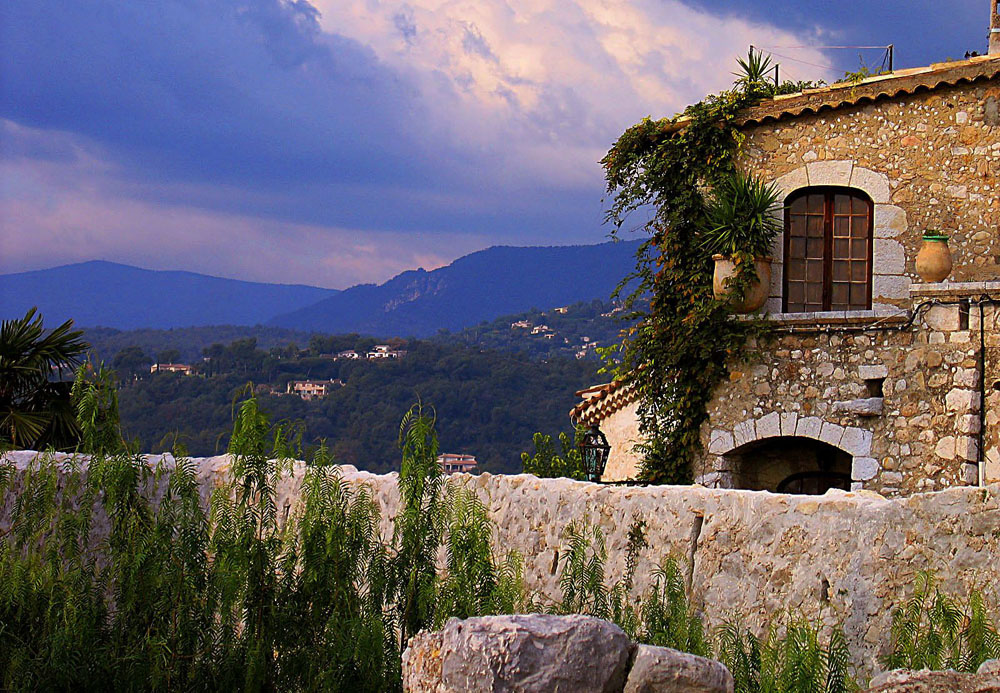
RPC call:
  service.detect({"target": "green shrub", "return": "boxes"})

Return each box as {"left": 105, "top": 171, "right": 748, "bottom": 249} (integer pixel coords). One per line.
{"left": 882, "top": 571, "right": 1000, "bottom": 673}
{"left": 520, "top": 430, "right": 586, "bottom": 480}
{"left": 716, "top": 618, "right": 856, "bottom": 693}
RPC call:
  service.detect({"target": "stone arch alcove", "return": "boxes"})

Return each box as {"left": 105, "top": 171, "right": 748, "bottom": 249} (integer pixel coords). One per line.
{"left": 762, "top": 160, "right": 910, "bottom": 314}
{"left": 703, "top": 412, "right": 878, "bottom": 492}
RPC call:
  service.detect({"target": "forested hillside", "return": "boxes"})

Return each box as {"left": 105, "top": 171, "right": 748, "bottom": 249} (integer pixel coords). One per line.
{"left": 435, "top": 299, "right": 636, "bottom": 361}
{"left": 109, "top": 335, "right": 599, "bottom": 473}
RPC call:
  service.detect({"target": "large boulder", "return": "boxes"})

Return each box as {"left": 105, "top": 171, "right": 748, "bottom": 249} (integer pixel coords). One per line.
{"left": 441, "top": 614, "right": 633, "bottom": 693}
{"left": 623, "top": 644, "right": 734, "bottom": 693}
{"left": 404, "top": 614, "right": 634, "bottom": 693}
{"left": 402, "top": 630, "right": 445, "bottom": 693}
{"left": 865, "top": 663, "right": 1000, "bottom": 692}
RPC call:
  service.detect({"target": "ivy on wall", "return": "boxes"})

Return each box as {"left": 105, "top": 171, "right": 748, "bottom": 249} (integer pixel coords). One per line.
{"left": 600, "top": 53, "right": 811, "bottom": 483}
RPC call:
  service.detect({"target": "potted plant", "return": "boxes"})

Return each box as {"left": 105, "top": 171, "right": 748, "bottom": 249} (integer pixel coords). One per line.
{"left": 915, "top": 230, "right": 952, "bottom": 282}
{"left": 702, "top": 170, "right": 783, "bottom": 313}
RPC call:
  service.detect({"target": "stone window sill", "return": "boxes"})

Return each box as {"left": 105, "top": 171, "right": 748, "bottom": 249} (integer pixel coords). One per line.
{"left": 910, "top": 281, "right": 1000, "bottom": 299}
{"left": 742, "top": 309, "right": 909, "bottom": 328}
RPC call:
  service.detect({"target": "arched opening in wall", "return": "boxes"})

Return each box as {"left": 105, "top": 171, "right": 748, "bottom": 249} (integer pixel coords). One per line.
{"left": 726, "top": 437, "right": 852, "bottom": 494}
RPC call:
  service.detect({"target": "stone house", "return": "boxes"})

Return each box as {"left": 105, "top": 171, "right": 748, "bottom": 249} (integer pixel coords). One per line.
{"left": 573, "top": 38, "right": 1000, "bottom": 497}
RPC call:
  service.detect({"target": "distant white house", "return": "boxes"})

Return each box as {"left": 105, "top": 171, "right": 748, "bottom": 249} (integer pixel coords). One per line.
{"left": 553, "top": 306, "right": 569, "bottom": 314}
{"left": 437, "top": 453, "right": 478, "bottom": 475}
{"left": 367, "top": 344, "right": 407, "bottom": 359}
{"left": 335, "top": 350, "right": 360, "bottom": 360}
{"left": 511, "top": 320, "right": 532, "bottom": 329}
{"left": 150, "top": 363, "right": 195, "bottom": 376}
{"left": 530, "top": 325, "right": 550, "bottom": 335}
{"left": 287, "top": 379, "right": 344, "bottom": 400}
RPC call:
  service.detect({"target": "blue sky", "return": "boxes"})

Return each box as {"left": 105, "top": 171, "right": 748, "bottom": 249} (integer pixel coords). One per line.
{"left": 0, "top": 0, "right": 991, "bottom": 288}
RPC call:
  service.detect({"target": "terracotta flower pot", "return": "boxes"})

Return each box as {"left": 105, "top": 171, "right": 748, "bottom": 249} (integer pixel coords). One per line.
{"left": 915, "top": 235, "right": 952, "bottom": 283}
{"left": 712, "top": 255, "right": 772, "bottom": 313}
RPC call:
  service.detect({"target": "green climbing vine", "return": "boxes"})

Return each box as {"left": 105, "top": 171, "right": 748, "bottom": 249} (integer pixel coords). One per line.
{"left": 600, "top": 50, "right": 812, "bottom": 484}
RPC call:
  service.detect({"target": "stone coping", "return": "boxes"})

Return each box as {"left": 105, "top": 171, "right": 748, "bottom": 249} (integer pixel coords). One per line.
{"left": 910, "top": 281, "right": 1000, "bottom": 299}
{"left": 737, "top": 309, "right": 910, "bottom": 329}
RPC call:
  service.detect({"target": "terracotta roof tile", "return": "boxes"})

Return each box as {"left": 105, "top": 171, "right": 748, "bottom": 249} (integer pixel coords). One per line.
{"left": 661, "top": 54, "right": 1000, "bottom": 134}
{"left": 739, "top": 54, "right": 1000, "bottom": 126}
{"left": 569, "top": 379, "right": 638, "bottom": 425}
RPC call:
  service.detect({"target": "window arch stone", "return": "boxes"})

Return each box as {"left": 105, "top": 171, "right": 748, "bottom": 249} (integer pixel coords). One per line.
{"left": 700, "top": 412, "right": 878, "bottom": 490}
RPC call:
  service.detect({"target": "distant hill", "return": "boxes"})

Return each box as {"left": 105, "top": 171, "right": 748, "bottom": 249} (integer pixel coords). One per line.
{"left": 434, "top": 299, "right": 636, "bottom": 362}
{"left": 268, "top": 240, "right": 641, "bottom": 337}
{"left": 1, "top": 241, "right": 641, "bottom": 335}
{"left": 0, "top": 261, "right": 338, "bottom": 329}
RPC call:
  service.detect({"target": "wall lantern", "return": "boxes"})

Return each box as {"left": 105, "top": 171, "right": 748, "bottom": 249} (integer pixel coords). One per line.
{"left": 578, "top": 424, "right": 611, "bottom": 482}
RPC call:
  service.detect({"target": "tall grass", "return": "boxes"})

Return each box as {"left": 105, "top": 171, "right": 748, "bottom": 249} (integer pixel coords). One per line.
{"left": 0, "top": 382, "right": 517, "bottom": 691}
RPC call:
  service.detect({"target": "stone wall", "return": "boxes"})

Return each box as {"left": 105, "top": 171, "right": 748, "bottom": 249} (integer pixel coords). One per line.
{"left": 698, "top": 288, "right": 1000, "bottom": 496}
{"left": 366, "top": 470, "right": 999, "bottom": 679}
{"left": 4, "top": 451, "right": 1000, "bottom": 678}
{"left": 742, "top": 79, "right": 1000, "bottom": 295}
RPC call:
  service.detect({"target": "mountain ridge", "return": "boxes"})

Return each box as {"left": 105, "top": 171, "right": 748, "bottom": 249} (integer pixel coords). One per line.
{"left": 0, "top": 260, "right": 338, "bottom": 329}
{"left": 267, "top": 240, "right": 641, "bottom": 336}
{"left": 1, "top": 240, "right": 642, "bottom": 335}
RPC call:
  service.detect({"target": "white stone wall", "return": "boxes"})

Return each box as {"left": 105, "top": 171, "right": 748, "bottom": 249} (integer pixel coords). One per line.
{"left": 366, "top": 470, "right": 1000, "bottom": 678}
{"left": 598, "top": 400, "right": 643, "bottom": 482}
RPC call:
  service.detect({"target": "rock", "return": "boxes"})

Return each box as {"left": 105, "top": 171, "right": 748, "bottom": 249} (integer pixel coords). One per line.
{"left": 623, "top": 644, "right": 734, "bottom": 693}
{"left": 833, "top": 398, "right": 885, "bottom": 417}
{"left": 865, "top": 667, "right": 1000, "bottom": 692}
{"left": 403, "top": 630, "right": 445, "bottom": 693}
{"left": 980, "top": 660, "right": 1000, "bottom": 676}
{"left": 437, "top": 614, "right": 633, "bottom": 693}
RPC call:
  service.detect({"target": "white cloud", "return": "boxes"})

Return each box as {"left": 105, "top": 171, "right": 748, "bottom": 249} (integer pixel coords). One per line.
{"left": 313, "top": 0, "right": 834, "bottom": 187}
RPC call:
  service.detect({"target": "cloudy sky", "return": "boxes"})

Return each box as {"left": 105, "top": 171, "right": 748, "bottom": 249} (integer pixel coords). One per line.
{"left": 0, "top": 0, "right": 989, "bottom": 288}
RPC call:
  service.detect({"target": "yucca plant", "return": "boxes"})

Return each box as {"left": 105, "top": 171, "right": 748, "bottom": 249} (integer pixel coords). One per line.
{"left": 734, "top": 47, "right": 777, "bottom": 97}
{"left": 701, "top": 170, "right": 784, "bottom": 260}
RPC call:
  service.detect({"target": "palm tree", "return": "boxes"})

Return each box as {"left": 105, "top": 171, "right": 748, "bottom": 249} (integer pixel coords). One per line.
{"left": 0, "top": 308, "right": 88, "bottom": 450}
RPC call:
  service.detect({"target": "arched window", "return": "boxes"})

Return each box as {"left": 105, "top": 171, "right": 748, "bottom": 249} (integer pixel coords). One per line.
{"left": 783, "top": 188, "right": 873, "bottom": 313}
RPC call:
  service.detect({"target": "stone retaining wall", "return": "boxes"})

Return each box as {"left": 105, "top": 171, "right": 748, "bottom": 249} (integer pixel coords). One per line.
{"left": 4, "top": 451, "right": 999, "bottom": 677}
